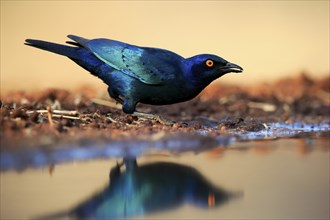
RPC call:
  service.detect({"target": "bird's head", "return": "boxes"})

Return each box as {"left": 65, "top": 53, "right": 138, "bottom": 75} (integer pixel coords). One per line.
{"left": 186, "top": 54, "right": 243, "bottom": 85}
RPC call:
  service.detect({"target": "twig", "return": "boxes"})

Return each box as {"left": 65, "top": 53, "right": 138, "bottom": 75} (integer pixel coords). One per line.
{"left": 106, "top": 116, "right": 118, "bottom": 123}
{"left": 53, "top": 110, "right": 79, "bottom": 115}
{"left": 26, "top": 109, "right": 79, "bottom": 115}
{"left": 47, "top": 106, "right": 54, "bottom": 126}
{"left": 133, "top": 112, "right": 173, "bottom": 125}
{"left": 51, "top": 114, "right": 81, "bottom": 120}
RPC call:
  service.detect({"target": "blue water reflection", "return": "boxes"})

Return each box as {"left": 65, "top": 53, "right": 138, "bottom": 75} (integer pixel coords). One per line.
{"left": 45, "top": 158, "right": 238, "bottom": 219}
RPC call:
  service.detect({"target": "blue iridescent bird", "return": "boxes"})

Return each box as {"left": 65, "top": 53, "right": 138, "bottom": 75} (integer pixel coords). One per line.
{"left": 25, "top": 35, "right": 243, "bottom": 114}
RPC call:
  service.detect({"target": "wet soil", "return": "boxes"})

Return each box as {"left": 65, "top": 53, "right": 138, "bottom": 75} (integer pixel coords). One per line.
{"left": 1, "top": 73, "right": 329, "bottom": 150}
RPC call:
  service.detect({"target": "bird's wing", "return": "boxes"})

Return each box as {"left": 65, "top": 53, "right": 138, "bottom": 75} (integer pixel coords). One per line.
{"left": 68, "top": 35, "right": 182, "bottom": 85}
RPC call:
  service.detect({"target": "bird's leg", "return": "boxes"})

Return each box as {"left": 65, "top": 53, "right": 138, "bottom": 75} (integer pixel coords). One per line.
{"left": 119, "top": 95, "right": 172, "bottom": 124}
{"left": 114, "top": 97, "right": 124, "bottom": 105}
{"left": 122, "top": 99, "right": 138, "bottom": 114}
{"left": 123, "top": 157, "right": 138, "bottom": 172}
{"left": 109, "top": 160, "right": 124, "bottom": 181}
{"left": 108, "top": 87, "right": 124, "bottom": 104}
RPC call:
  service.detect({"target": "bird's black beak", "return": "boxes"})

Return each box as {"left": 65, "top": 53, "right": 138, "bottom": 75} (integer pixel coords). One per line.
{"left": 223, "top": 62, "right": 243, "bottom": 73}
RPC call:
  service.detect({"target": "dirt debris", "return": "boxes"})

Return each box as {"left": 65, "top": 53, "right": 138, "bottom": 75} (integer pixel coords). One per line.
{"left": 1, "top": 73, "right": 329, "bottom": 149}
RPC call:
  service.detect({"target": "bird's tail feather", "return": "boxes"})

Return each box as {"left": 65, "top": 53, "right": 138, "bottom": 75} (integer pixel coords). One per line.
{"left": 25, "top": 39, "right": 81, "bottom": 60}
{"left": 25, "top": 38, "right": 114, "bottom": 80}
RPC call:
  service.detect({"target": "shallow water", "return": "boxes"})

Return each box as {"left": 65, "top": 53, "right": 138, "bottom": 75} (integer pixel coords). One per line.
{"left": 1, "top": 122, "right": 329, "bottom": 171}
{"left": 1, "top": 136, "right": 329, "bottom": 219}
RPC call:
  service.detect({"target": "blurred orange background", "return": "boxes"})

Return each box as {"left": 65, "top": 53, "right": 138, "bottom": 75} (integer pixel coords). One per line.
{"left": 1, "top": 1, "right": 329, "bottom": 94}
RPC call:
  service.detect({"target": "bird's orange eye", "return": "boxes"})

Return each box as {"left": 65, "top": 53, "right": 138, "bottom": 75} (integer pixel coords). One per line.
{"left": 205, "top": 59, "right": 214, "bottom": 67}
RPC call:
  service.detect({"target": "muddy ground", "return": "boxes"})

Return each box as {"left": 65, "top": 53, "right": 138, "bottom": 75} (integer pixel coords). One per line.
{"left": 1, "top": 73, "right": 329, "bottom": 150}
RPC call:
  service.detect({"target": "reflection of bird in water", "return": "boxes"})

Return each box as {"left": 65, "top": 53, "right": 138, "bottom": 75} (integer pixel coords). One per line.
{"left": 45, "top": 158, "right": 240, "bottom": 219}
